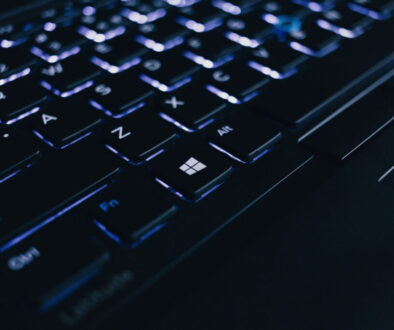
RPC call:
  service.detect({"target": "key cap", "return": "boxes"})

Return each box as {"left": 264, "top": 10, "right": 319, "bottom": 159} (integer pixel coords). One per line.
{"left": 32, "top": 97, "right": 102, "bottom": 149}
{"left": 212, "top": 0, "right": 261, "bottom": 15}
{"left": 135, "top": 18, "right": 188, "bottom": 52}
{"left": 293, "top": 0, "right": 335, "bottom": 12}
{"left": 183, "top": 31, "right": 240, "bottom": 68}
{"left": 0, "top": 141, "right": 121, "bottom": 250}
{"left": 208, "top": 113, "right": 282, "bottom": 163}
{"left": 91, "top": 34, "right": 147, "bottom": 73}
{"left": 158, "top": 83, "right": 227, "bottom": 131}
{"left": 248, "top": 40, "right": 308, "bottom": 79}
{"left": 177, "top": 2, "right": 226, "bottom": 33}
{"left": 40, "top": 56, "right": 100, "bottom": 97}
{"left": 154, "top": 144, "right": 233, "bottom": 200}
{"left": 0, "top": 47, "right": 36, "bottom": 85}
{"left": 0, "top": 78, "right": 47, "bottom": 125}
{"left": 300, "top": 85, "right": 393, "bottom": 160}
{"left": 253, "top": 20, "right": 394, "bottom": 127}
{"left": 31, "top": 27, "right": 86, "bottom": 63}
{"left": 89, "top": 72, "right": 154, "bottom": 118}
{"left": 121, "top": 0, "right": 168, "bottom": 24}
{"left": 316, "top": 5, "right": 373, "bottom": 38}
{"left": 261, "top": 0, "right": 308, "bottom": 23}
{"left": 349, "top": 0, "right": 394, "bottom": 20}
{"left": 224, "top": 13, "right": 273, "bottom": 47}
{"left": 139, "top": 51, "right": 199, "bottom": 91}
{"left": 0, "top": 222, "right": 109, "bottom": 311}
{"left": 0, "top": 129, "right": 41, "bottom": 182}
{"left": 92, "top": 179, "right": 177, "bottom": 244}
{"left": 287, "top": 20, "right": 340, "bottom": 57}
{"left": 40, "top": 2, "right": 81, "bottom": 29}
{"left": 0, "top": 19, "right": 43, "bottom": 49}
{"left": 206, "top": 61, "right": 269, "bottom": 104}
{"left": 78, "top": 9, "right": 128, "bottom": 42}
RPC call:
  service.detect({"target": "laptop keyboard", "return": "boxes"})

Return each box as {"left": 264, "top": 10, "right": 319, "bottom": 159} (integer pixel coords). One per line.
{"left": 0, "top": 0, "right": 392, "bottom": 327}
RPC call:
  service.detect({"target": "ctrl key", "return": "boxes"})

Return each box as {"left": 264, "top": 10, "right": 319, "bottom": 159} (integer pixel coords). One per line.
{"left": 0, "top": 225, "right": 109, "bottom": 311}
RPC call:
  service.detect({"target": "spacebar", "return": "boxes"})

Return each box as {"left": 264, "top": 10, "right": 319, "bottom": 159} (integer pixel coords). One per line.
{"left": 0, "top": 142, "right": 121, "bottom": 251}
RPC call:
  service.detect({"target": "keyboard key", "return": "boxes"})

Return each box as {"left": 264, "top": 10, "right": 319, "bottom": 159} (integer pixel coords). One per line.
{"left": 0, "top": 47, "right": 36, "bottom": 85}
{"left": 183, "top": 31, "right": 240, "bottom": 68}
{"left": 0, "top": 222, "right": 109, "bottom": 310}
{"left": 0, "top": 78, "right": 47, "bottom": 125}
{"left": 0, "top": 18, "right": 42, "bottom": 48}
{"left": 139, "top": 51, "right": 199, "bottom": 91}
{"left": 121, "top": 0, "right": 168, "bottom": 24}
{"left": 32, "top": 97, "right": 102, "bottom": 149}
{"left": 40, "top": 56, "right": 100, "bottom": 97}
{"left": 177, "top": 2, "right": 225, "bottom": 33}
{"left": 248, "top": 40, "right": 308, "bottom": 79}
{"left": 0, "top": 129, "right": 41, "bottom": 182}
{"left": 260, "top": 0, "right": 308, "bottom": 22}
{"left": 206, "top": 61, "right": 269, "bottom": 104}
{"left": 212, "top": 0, "right": 261, "bottom": 15}
{"left": 135, "top": 17, "right": 188, "bottom": 52}
{"left": 105, "top": 110, "right": 178, "bottom": 164}
{"left": 154, "top": 144, "right": 233, "bottom": 200}
{"left": 316, "top": 5, "right": 373, "bottom": 38}
{"left": 92, "top": 179, "right": 177, "bottom": 244}
{"left": 348, "top": 0, "right": 394, "bottom": 20}
{"left": 31, "top": 27, "right": 86, "bottom": 63}
{"left": 91, "top": 34, "right": 147, "bottom": 73}
{"left": 90, "top": 72, "right": 154, "bottom": 118}
{"left": 158, "top": 83, "right": 227, "bottom": 131}
{"left": 224, "top": 13, "right": 272, "bottom": 48}
{"left": 287, "top": 20, "right": 341, "bottom": 57}
{"left": 300, "top": 86, "right": 393, "bottom": 160}
{"left": 78, "top": 8, "right": 128, "bottom": 42}
{"left": 0, "top": 142, "right": 121, "bottom": 251}
{"left": 208, "top": 113, "right": 282, "bottom": 163}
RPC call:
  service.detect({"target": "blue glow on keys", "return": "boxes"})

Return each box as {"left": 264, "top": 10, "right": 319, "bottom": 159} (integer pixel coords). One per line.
{"left": 89, "top": 100, "right": 145, "bottom": 118}
{"left": 212, "top": 0, "right": 242, "bottom": 15}
{"left": 248, "top": 61, "right": 297, "bottom": 79}
{"left": 3, "top": 106, "right": 41, "bottom": 125}
{"left": 105, "top": 144, "right": 165, "bottom": 165}
{"left": 78, "top": 25, "right": 126, "bottom": 43}
{"left": 31, "top": 46, "right": 81, "bottom": 63}
{"left": 121, "top": 8, "right": 166, "bottom": 24}
{"left": 176, "top": 16, "right": 223, "bottom": 33}
{"left": 40, "top": 80, "right": 94, "bottom": 98}
{"left": 90, "top": 56, "right": 141, "bottom": 74}
{"left": 0, "top": 184, "right": 108, "bottom": 253}
{"left": 206, "top": 85, "right": 259, "bottom": 104}
{"left": 209, "top": 142, "right": 271, "bottom": 164}
{"left": 225, "top": 31, "right": 261, "bottom": 48}
{"left": 140, "top": 74, "right": 192, "bottom": 92}
{"left": 183, "top": 51, "right": 233, "bottom": 69}
{"left": 316, "top": 19, "right": 364, "bottom": 38}
{"left": 33, "top": 130, "right": 93, "bottom": 149}
{"left": 135, "top": 35, "right": 184, "bottom": 52}
{"left": 288, "top": 40, "right": 339, "bottom": 57}
{"left": 0, "top": 67, "right": 31, "bottom": 86}
{"left": 348, "top": 3, "right": 391, "bottom": 20}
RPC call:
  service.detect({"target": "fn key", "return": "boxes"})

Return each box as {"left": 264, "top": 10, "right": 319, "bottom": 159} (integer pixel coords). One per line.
{"left": 154, "top": 145, "right": 233, "bottom": 201}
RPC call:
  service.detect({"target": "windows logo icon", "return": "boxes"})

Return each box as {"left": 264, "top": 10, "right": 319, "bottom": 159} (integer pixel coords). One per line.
{"left": 179, "top": 157, "right": 207, "bottom": 176}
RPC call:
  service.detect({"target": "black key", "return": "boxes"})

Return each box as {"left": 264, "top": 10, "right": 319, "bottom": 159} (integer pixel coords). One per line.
{"left": 206, "top": 61, "right": 269, "bottom": 104}
{"left": 0, "top": 47, "right": 36, "bottom": 86}
{"left": 105, "top": 110, "right": 178, "bottom": 164}
{"left": 183, "top": 31, "right": 240, "bottom": 68}
{"left": 135, "top": 18, "right": 188, "bottom": 52}
{"left": 254, "top": 20, "right": 394, "bottom": 127}
{"left": 287, "top": 20, "right": 340, "bottom": 57}
{"left": 78, "top": 8, "right": 128, "bottom": 42}
{"left": 139, "top": 51, "right": 199, "bottom": 91}
{"left": 300, "top": 86, "right": 393, "bottom": 160}
{"left": 0, "top": 222, "right": 109, "bottom": 311}
{"left": 91, "top": 34, "right": 147, "bottom": 73}
{"left": 90, "top": 72, "right": 154, "bottom": 118}
{"left": 212, "top": 0, "right": 261, "bottom": 15}
{"left": 0, "top": 142, "right": 121, "bottom": 250}
{"left": 121, "top": 0, "right": 168, "bottom": 24}
{"left": 39, "top": 2, "right": 81, "bottom": 28}
{"left": 40, "top": 56, "right": 100, "bottom": 97}
{"left": 92, "top": 179, "right": 177, "bottom": 244}
{"left": 208, "top": 114, "right": 282, "bottom": 163}
{"left": 248, "top": 40, "right": 308, "bottom": 79}
{"left": 260, "top": 0, "right": 308, "bottom": 22}
{"left": 316, "top": 5, "right": 373, "bottom": 38}
{"left": 0, "top": 78, "right": 47, "bottom": 125}
{"left": 158, "top": 83, "right": 227, "bottom": 131}
{"left": 349, "top": 0, "right": 394, "bottom": 20}
{"left": 154, "top": 144, "right": 233, "bottom": 201}
{"left": 0, "top": 129, "right": 41, "bottom": 182}
{"left": 224, "top": 13, "right": 273, "bottom": 47}
{"left": 293, "top": 0, "right": 335, "bottom": 12}
{"left": 31, "top": 27, "right": 86, "bottom": 63}
{"left": 177, "top": 2, "right": 226, "bottom": 33}
{"left": 32, "top": 98, "right": 102, "bottom": 149}
{"left": 0, "top": 19, "right": 42, "bottom": 49}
